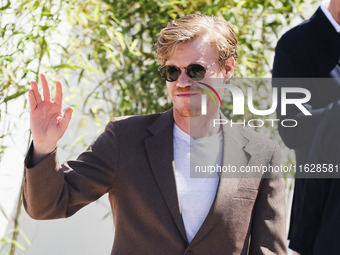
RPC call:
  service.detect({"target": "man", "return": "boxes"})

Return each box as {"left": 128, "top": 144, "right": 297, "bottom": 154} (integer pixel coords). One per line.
{"left": 25, "top": 14, "right": 286, "bottom": 254}
{"left": 272, "top": 0, "right": 340, "bottom": 254}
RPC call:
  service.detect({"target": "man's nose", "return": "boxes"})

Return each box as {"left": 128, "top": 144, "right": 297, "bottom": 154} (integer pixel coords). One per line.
{"left": 176, "top": 69, "right": 191, "bottom": 87}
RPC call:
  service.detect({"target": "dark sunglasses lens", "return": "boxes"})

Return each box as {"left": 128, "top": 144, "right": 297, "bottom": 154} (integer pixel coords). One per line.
{"left": 187, "top": 64, "right": 206, "bottom": 81}
{"left": 160, "top": 66, "right": 181, "bottom": 82}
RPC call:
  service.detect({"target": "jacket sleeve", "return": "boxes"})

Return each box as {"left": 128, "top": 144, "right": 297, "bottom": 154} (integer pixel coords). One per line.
{"left": 249, "top": 142, "right": 288, "bottom": 255}
{"left": 288, "top": 179, "right": 328, "bottom": 255}
{"left": 23, "top": 120, "right": 118, "bottom": 220}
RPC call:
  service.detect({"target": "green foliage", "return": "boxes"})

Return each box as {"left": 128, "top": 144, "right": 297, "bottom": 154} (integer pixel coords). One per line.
{"left": 0, "top": 226, "right": 31, "bottom": 254}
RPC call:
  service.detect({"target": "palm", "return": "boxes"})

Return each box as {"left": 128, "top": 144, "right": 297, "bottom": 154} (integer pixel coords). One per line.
{"left": 28, "top": 74, "right": 73, "bottom": 154}
{"left": 31, "top": 101, "right": 64, "bottom": 143}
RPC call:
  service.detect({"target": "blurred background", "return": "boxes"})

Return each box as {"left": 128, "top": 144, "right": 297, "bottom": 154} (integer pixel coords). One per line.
{"left": 0, "top": 0, "right": 319, "bottom": 254}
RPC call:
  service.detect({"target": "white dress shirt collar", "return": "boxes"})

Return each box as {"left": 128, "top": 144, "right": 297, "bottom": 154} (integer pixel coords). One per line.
{"left": 321, "top": 3, "right": 340, "bottom": 33}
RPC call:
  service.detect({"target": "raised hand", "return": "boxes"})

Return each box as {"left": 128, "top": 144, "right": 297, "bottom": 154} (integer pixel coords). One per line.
{"left": 28, "top": 73, "right": 73, "bottom": 157}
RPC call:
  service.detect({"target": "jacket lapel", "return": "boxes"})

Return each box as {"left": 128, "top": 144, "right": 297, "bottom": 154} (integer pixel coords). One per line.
{"left": 144, "top": 109, "right": 188, "bottom": 243}
{"left": 144, "top": 109, "right": 259, "bottom": 245}
{"left": 190, "top": 122, "right": 254, "bottom": 245}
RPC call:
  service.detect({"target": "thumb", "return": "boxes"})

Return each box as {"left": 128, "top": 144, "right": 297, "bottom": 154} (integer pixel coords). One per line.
{"left": 59, "top": 107, "right": 74, "bottom": 133}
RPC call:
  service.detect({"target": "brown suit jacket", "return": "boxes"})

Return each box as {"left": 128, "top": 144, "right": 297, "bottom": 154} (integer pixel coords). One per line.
{"left": 23, "top": 108, "right": 287, "bottom": 255}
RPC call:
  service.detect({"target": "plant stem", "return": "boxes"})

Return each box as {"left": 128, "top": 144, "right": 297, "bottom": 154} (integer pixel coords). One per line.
{"left": 9, "top": 177, "right": 23, "bottom": 255}
{"left": 9, "top": 131, "right": 32, "bottom": 255}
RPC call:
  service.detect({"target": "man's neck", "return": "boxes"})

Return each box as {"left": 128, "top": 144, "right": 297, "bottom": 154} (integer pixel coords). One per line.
{"left": 173, "top": 111, "right": 222, "bottom": 139}
{"left": 327, "top": 0, "right": 340, "bottom": 25}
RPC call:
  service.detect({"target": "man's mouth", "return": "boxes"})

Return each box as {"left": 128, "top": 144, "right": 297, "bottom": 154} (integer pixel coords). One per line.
{"left": 175, "top": 87, "right": 202, "bottom": 97}
{"left": 176, "top": 92, "right": 200, "bottom": 98}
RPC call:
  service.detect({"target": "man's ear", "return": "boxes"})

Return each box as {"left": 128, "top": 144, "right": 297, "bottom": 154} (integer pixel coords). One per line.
{"left": 224, "top": 57, "right": 235, "bottom": 79}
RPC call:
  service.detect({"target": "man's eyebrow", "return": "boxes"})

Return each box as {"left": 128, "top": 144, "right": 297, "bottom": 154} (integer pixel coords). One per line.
{"left": 193, "top": 61, "right": 209, "bottom": 66}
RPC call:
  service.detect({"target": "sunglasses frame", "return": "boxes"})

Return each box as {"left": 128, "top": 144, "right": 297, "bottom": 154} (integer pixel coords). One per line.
{"left": 158, "top": 61, "right": 217, "bottom": 82}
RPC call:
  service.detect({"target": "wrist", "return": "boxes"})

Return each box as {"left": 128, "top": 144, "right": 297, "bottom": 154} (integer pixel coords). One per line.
{"left": 33, "top": 141, "right": 57, "bottom": 156}
{"left": 29, "top": 141, "right": 57, "bottom": 167}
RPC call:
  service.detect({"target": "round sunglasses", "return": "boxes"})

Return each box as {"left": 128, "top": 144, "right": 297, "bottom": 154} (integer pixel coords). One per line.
{"left": 158, "top": 62, "right": 217, "bottom": 82}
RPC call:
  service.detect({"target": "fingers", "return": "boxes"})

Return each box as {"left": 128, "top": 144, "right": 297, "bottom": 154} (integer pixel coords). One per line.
{"left": 54, "top": 80, "right": 63, "bottom": 106}
{"left": 40, "top": 73, "right": 51, "bottom": 102}
{"left": 30, "top": 80, "right": 42, "bottom": 104}
{"left": 59, "top": 107, "right": 74, "bottom": 133}
{"left": 32, "top": 74, "right": 64, "bottom": 104}
{"left": 28, "top": 90, "right": 37, "bottom": 110}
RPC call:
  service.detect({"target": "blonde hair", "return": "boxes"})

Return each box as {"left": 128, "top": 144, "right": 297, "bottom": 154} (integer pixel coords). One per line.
{"left": 155, "top": 14, "right": 238, "bottom": 69}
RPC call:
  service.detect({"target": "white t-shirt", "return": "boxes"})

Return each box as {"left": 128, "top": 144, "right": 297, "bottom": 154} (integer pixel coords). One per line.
{"left": 173, "top": 124, "right": 223, "bottom": 243}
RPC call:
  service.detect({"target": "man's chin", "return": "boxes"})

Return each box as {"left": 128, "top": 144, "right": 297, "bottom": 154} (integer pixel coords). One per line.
{"left": 175, "top": 107, "right": 201, "bottom": 117}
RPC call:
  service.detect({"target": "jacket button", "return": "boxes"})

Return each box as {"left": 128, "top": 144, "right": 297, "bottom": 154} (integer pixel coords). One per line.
{"left": 186, "top": 251, "right": 194, "bottom": 255}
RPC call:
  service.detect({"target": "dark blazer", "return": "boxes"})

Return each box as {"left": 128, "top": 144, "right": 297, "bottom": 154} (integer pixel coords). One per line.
{"left": 23, "top": 109, "right": 287, "bottom": 255}
{"left": 273, "top": 6, "right": 340, "bottom": 153}
{"left": 299, "top": 101, "right": 340, "bottom": 255}
{"left": 272, "top": 6, "right": 340, "bottom": 254}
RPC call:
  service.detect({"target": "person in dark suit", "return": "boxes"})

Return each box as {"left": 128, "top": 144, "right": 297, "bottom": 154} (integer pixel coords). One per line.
{"left": 25, "top": 14, "right": 287, "bottom": 254}
{"left": 300, "top": 101, "right": 340, "bottom": 255}
{"left": 272, "top": 0, "right": 340, "bottom": 253}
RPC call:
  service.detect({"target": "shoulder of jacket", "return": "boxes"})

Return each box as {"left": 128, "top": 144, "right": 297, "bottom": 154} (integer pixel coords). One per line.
{"left": 277, "top": 19, "right": 315, "bottom": 48}
{"left": 104, "top": 112, "right": 164, "bottom": 133}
